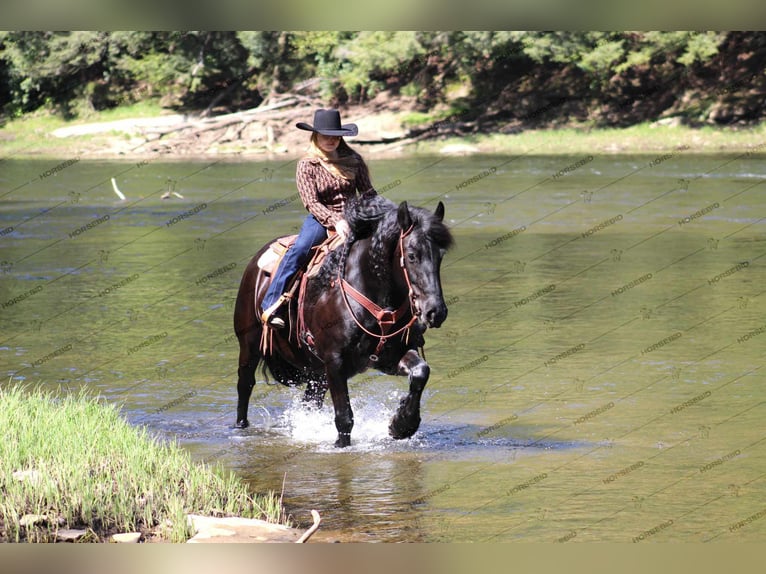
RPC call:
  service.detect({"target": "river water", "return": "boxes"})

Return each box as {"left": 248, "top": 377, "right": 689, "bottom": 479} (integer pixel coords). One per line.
{"left": 1, "top": 151, "right": 764, "bottom": 542}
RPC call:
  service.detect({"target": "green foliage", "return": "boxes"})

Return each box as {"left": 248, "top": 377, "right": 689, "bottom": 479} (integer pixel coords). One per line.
{"left": 579, "top": 38, "right": 625, "bottom": 74}
{"left": 510, "top": 31, "right": 725, "bottom": 76}
{"left": 290, "top": 31, "right": 346, "bottom": 60}
{"left": 513, "top": 31, "right": 589, "bottom": 65}
{"left": 0, "top": 30, "right": 743, "bottom": 122}
{"left": 288, "top": 31, "right": 349, "bottom": 99}
{"left": 0, "top": 31, "right": 251, "bottom": 117}
{"left": 677, "top": 32, "right": 725, "bottom": 66}
{"left": 0, "top": 385, "right": 287, "bottom": 542}
{"left": 334, "top": 31, "right": 425, "bottom": 100}
{"left": 0, "top": 31, "right": 111, "bottom": 116}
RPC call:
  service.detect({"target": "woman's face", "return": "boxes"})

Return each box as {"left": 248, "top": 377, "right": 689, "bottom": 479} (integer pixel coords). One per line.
{"left": 316, "top": 134, "right": 341, "bottom": 154}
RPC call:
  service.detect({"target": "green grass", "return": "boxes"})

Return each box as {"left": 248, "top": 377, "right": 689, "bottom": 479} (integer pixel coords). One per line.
{"left": 411, "top": 122, "right": 766, "bottom": 155}
{"left": 0, "top": 384, "right": 288, "bottom": 543}
{"left": 3, "top": 100, "right": 765, "bottom": 160}
{"left": 0, "top": 100, "right": 169, "bottom": 158}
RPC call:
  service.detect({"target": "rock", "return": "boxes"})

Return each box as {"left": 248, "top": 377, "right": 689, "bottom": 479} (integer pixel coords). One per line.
{"left": 186, "top": 514, "right": 303, "bottom": 543}
{"left": 112, "top": 532, "right": 142, "bottom": 543}
{"left": 56, "top": 529, "right": 88, "bottom": 542}
{"left": 440, "top": 143, "right": 480, "bottom": 155}
{"left": 651, "top": 116, "right": 682, "bottom": 127}
{"left": 19, "top": 514, "right": 47, "bottom": 527}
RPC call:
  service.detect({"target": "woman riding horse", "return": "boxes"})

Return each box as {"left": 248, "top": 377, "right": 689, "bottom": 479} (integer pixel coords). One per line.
{"left": 260, "top": 109, "right": 376, "bottom": 329}
{"left": 235, "top": 193, "right": 453, "bottom": 447}
{"left": 235, "top": 110, "right": 453, "bottom": 447}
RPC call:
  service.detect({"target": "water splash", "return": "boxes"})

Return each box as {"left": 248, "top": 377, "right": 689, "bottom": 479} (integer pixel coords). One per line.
{"left": 278, "top": 386, "right": 412, "bottom": 452}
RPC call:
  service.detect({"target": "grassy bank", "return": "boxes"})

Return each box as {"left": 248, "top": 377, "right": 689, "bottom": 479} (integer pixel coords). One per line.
{"left": 0, "top": 101, "right": 173, "bottom": 160}
{"left": 410, "top": 122, "right": 766, "bottom": 156}
{"left": 0, "top": 385, "right": 287, "bottom": 543}
{"left": 3, "top": 102, "right": 765, "bottom": 160}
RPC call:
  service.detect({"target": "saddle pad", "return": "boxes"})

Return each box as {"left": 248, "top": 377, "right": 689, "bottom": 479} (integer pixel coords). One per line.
{"left": 256, "top": 233, "right": 343, "bottom": 277}
{"left": 257, "top": 235, "right": 298, "bottom": 275}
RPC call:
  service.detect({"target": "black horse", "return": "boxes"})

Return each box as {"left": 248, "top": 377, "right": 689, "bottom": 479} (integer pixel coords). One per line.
{"left": 233, "top": 195, "right": 453, "bottom": 447}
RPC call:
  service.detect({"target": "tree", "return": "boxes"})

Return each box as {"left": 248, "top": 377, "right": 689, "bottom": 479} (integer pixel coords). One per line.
{"left": 0, "top": 31, "right": 111, "bottom": 117}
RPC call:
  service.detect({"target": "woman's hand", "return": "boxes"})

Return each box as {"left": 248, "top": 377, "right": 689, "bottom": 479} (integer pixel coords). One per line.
{"left": 335, "top": 219, "right": 351, "bottom": 240}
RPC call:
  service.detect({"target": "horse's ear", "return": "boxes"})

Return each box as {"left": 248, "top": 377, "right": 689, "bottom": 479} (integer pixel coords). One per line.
{"left": 434, "top": 201, "right": 445, "bottom": 222}
{"left": 397, "top": 201, "right": 412, "bottom": 230}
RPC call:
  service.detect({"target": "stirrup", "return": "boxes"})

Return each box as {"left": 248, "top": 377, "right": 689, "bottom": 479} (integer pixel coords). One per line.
{"left": 261, "top": 295, "right": 288, "bottom": 329}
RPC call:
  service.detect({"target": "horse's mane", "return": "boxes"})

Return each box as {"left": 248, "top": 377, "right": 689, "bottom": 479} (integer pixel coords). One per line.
{"left": 314, "top": 194, "right": 454, "bottom": 290}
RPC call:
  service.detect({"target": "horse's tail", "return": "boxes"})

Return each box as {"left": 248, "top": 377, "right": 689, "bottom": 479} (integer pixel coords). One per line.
{"left": 262, "top": 353, "right": 314, "bottom": 387}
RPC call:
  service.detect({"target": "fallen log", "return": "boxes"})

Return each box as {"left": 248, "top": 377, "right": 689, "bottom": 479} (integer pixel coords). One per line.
{"left": 141, "top": 97, "right": 305, "bottom": 137}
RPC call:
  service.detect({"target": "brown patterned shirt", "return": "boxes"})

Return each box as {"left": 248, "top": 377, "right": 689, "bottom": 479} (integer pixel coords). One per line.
{"left": 296, "top": 157, "right": 375, "bottom": 228}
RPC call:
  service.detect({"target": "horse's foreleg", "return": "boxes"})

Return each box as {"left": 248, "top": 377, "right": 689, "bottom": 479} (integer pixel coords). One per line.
{"left": 327, "top": 363, "right": 353, "bottom": 447}
{"left": 389, "top": 349, "right": 430, "bottom": 440}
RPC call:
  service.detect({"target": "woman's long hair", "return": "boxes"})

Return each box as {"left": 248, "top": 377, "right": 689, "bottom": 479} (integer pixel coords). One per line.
{"left": 305, "top": 132, "right": 365, "bottom": 181}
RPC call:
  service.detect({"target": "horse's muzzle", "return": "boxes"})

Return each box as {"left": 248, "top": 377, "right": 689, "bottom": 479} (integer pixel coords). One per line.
{"left": 423, "top": 301, "right": 448, "bottom": 328}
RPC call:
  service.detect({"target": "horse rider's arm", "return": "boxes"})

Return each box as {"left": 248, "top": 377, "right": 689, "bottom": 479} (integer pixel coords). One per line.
{"left": 297, "top": 159, "right": 340, "bottom": 228}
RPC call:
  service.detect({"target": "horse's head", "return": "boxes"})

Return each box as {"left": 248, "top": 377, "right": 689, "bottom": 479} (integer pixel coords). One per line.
{"left": 397, "top": 201, "right": 453, "bottom": 329}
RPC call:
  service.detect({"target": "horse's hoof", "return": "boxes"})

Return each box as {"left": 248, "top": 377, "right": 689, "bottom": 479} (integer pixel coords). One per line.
{"left": 389, "top": 417, "right": 420, "bottom": 440}
{"left": 236, "top": 419, "right": 249, "bottom": 429}
{"left": 334, "top": 433, "right": 351, "bottom": 448}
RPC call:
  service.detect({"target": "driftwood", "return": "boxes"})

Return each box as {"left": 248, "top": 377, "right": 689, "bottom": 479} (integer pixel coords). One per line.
{"left": 295, "top": 510, "right": 322, "bottom": 543}
{"left": 123, "top": 83, "right": 444, "bottom": 157}
{"left": 143, "top": 97, "right": 309, "bottom": 137}
{"left": 136, "top": 94, "right": 324, "bottom": 155}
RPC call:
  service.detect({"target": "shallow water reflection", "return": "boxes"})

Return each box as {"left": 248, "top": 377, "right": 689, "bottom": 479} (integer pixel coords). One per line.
{"left": 1, "top": 154, "right": 764, "bottom": 541}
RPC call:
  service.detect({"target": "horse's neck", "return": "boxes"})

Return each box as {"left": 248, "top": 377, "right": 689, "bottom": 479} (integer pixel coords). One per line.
{"left": 347, "top": 235, "right": 405, "bottom": 308}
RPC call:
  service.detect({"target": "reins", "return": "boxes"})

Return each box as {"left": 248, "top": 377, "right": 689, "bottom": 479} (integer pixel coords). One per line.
{"left": 338, "top": 224, "right": 419, "bottom": 363}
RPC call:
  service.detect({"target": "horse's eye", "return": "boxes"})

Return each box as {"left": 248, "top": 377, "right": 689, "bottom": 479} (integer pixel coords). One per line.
{"left": 407, "top": 252, "right": 417, "bottom": 263}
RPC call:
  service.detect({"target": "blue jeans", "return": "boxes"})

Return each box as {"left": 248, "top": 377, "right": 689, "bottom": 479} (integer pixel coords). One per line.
{"left": 261, "top": 214, "right": 328, "bottom": 310}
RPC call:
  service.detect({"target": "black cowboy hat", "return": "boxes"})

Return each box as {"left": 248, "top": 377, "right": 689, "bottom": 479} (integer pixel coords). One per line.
{"left": 296, "top": 109, "right": 358, "bottom": 137}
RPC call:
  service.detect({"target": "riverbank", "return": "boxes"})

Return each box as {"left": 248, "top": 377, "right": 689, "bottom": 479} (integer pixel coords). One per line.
{"left": 2, "top": 101, "right": 765, "bottom": 162}
{"left": 0, "top": 385, "right": 289, "bottom": 543}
